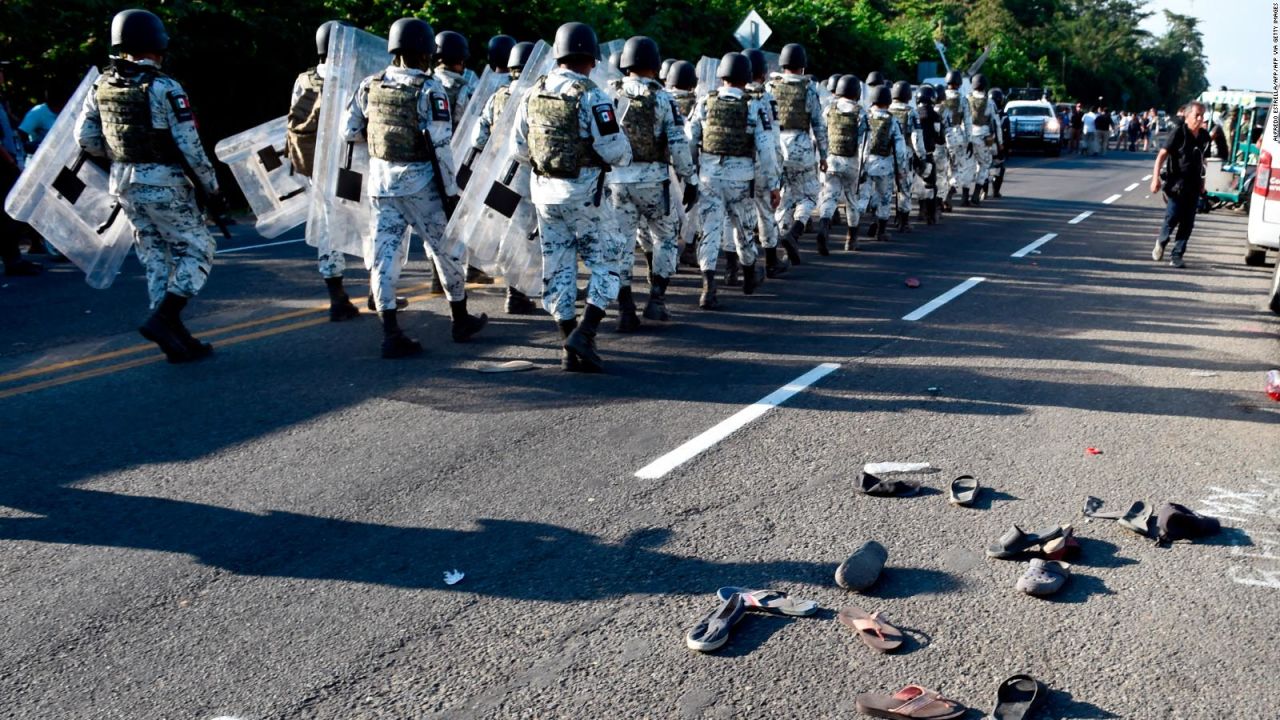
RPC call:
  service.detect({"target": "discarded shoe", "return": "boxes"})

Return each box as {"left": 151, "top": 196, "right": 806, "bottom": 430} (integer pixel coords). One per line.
{"left": 716, "top": 587, "right": 818, "bottom": 617}
{"left": 685, "top": 591, "right": 747, "bottom": 652}
{"left": 1016, "top": 559, "right": 1070, "bottom": 596}
{"left": 835, "top": 540, "right": 888, "bottom": 591}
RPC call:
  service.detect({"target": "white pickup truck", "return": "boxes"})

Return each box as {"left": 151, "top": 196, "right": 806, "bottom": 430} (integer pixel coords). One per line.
{"left": 1003, "top": 99, "right": 1063, "bottom": 156}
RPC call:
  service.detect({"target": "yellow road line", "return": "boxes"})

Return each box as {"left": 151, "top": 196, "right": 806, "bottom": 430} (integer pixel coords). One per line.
{"left": 0, "top": 283, "right": 454, "bottom": 400}
{"left": 0, "top": 282, "right": 437, "bottom": 385}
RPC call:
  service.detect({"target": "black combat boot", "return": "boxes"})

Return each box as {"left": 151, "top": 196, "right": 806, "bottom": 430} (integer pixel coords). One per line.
{"left": 466, "top": 265, "right": 495, "bottom": 284}
{"left": 699, "top": 270, "right": 721, "bottom": 310}
{"left": 679, "top": 240, "right": 698, "bottom": 268}
{"left": 139, "top": 292, "right": 198, "bottom": 363}
{"left": 961, "top": 187, "right": 971, "bottom": 206}
{"left": 993, "top": 172, "right": 1004, "bottom": 197}
{"left": 161, "top": 293, "right": 214, "bottom": 360}
{"left": 449, "top": 296, "right": 488, "bottom": 342}
{"left": 765, "top": 247, "right": 789, "bottom": 278}
{"left": 564, "top": 304, "right": 605, "bottom": 373}
{"left": 558, "top": 319, "right": 580, "bottom": 371}
{"left": 981, "top": 180, "right": 991, "bottom": 201}
{"left": 723, "top": 251, "right": 741, "bottom": 287}
{"left": 615, "top": 285, "right": 641, "bottom": 332}
{"left": 742, "top": 262, "right": 764, "bottom": 295}
{"left": 380, "top": 310, "right": 422, "bottom": 358}
{"left": 643, "top": 251, "right": 656, "bottom": 286}
{"left": 325, "top": 276, "right": 360, "bottom": 322}
{"left": 430, "top": 269, "right": 444, "bottom": 295}
{"left": 643, "top": 275, "right": 671, "bottom": 321}
{"left": 942, "top": 187, "right": 956, "bottom": 212}
{"left": 845, "top": 226, "right": 858, "bottom": 251}
{"left": 782, "top": 220, "right": 804, "bottom": 264}
{"left": 875, "top": 219, "right": 889, "bottom": 242}
{"left": 814, "top": 217, "right": 831, "bottom": 256}
{"left": 897, "top": 210, "right": 912, "bottom": 233}
{"left": 971, "top": 184, "right": 982, "bottom": 207}
{"left": 505, "top": 286, "right": 536, "bottom": 314}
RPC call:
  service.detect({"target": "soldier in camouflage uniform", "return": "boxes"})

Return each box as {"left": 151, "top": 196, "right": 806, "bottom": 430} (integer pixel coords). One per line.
{"left": 342, "top": 18, "right": 487, "bottom": 358}
{"left": 816, "top": 75, "right": 868, "bottom": 252}
{"left": 856, "top": 85, "right": 909, "bottom": 243}
{"left": 913, "top": 83, "right": 945, "bottom": 225}
{"left": 75, "top": 10, "right": 222, "bottom": 363}
{"left": 665, "top": 60, "right": 700, "bottom": 270}
{"left": 469, "top": 40, "right": 539, "bottom": 315}
{"left": 434, "top": 31, "right": 474, "bottom": 129}
{"left": 767, "top": 43, "right": 826, "bottom": 263}
{"left": 608, "top": 36, "right": 697, "bottom": 330}
{"left": 888, "top": 80, "right": 925, "bottom": 232}
{"left": 687, "top": 52, "right": 780, "bottom": 310}
{"left": 941, "top": 70, "right": 975, "bottom": 207}
{"left": 742, "top": 48, "right": 789, "bottom": 278}
{"left": 512, "top": 22, "right": 632, "bottom": 373}
{"left": 967, "top": 73, "right": 1003, "bottom": 206}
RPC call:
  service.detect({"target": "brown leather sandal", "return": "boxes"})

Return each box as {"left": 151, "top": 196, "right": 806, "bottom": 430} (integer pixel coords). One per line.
{"left": 838, "top": 606, "right": 904, "bottom": 653}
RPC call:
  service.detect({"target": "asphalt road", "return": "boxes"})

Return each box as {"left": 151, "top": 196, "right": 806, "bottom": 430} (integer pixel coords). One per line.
{"left": 1, "top": 149, "right": 1278, "bottom": 720}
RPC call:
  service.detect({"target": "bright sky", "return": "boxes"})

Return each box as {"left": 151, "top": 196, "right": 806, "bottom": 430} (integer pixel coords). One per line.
{"left": 1140, "top": 0, "right": 1272, "bottom": 91}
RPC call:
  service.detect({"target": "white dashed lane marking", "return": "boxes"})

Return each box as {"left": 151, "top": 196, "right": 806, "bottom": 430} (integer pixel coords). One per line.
{"left": 1012, "top": 233, "right": 1058, "bottom": 258}
{"left": 903, "top": 277, "right": 987, "bottom": 322}
{"left": 1068, "top": 211, "right": 1093, "bottom": 224}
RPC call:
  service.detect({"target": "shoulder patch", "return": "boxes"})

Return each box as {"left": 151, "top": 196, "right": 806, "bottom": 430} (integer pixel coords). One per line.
{"left": 593, "top": 103, "right": 619, "bottom": 135}
{"left": 670, "top": 100, "right": 684, "bottom": 126}
{"left": 431, "top": 92, "right": 451, "bottom": 122}
{"left": 769, "top": 99, "right": 779, "bottom": 121}
{"left": 168, "top": 92, "right": 194, "bottom": 123}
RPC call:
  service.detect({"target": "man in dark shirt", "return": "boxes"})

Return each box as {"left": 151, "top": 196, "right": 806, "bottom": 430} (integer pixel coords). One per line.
{"left": 1093, "top": 107, "right": 1111, "bottom": 156}
{"left": 1150, "top": 101, "right": 1209, "bottom": 268}
{"left": 1069, "top": 103, "right": 1084, "bottom": 153}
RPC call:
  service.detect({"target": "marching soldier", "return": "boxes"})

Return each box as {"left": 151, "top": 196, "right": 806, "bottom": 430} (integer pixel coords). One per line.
{"left": 914, "top": 83, "right": 946, "bottom": 224}
{"left": 816, "top": 75, "right": 868, "bottom": 252}
{"left": 512, "top": 22, "right": 632, "bottom": 373}
{"left": 609, "top": 36, "right": 697, "bottom": 330}
{"left": 75, "top": 9, "right": 223, "bottom": 363}
{"left": 687, "top": 52, "right": 779, "bottom": 309}
{"left": 434, "top": 31, "right": 474, "bottom": 128}
{"left": 967, "top": 73, "right": 1002, "bottom": 205}
{"left": 767, "top": 43, "right": 826, "bottom": 264}
{"left": 342, "top": 17, "right": 487, "bottom": 358}
{"left": 888, "top": 80, "right": 924, "bottom": 232}
{"left": 989, "top": 87, "right": 1008, "bottom": 198}
{"left": 743, "top": 48, "right": 788, "bottom": 277}
{"left": 856, "top": 85, "right": 909, "bottom": 243}
{"left": 941, "top": 70, "right": 974, "bottom": 207}
{"left": 666, "top": 60, "right": 701, "bottom": 270}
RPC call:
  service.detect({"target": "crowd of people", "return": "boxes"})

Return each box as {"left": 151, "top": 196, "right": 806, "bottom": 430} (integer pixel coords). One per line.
{"left": 1063, "top": 103, "right": 1162, "bottom": 156}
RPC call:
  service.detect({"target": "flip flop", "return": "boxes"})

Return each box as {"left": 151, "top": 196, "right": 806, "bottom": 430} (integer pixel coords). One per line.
{"left": 476, "top": 360, "right": 537, "bottom": 373}
{"left": 1016, "top": 559, "right": 1071, "bottom": 596}
{"left": 684, "top": 591, "right": 747, "bottom": 652}
{"left": 860, "top": 472, "right": 921, "bottom": 497}
{"left": 855, "top": 685, "right": 966, "bottom": 719}
{"left": 1041, "top": 524, "right": 1079, "bottom": 560}
{"left": 715, "top": 587, "right": 819, "bottom": 617}
{"left": 987, "top": 525, "right": 1064, "bottom": 559}
{"left": 948, "top": 475, "right": 979, "bottom": 506}
{"left": 1117, "top": 501, "right": 1154, "bottom": 537}
{"left": 993, "top": 674, "right": 1044, "bottom": 720}
{"left": 838, "top": 606, "right": 905, "bottom": 653}
{"left": 836, "top": 540, "right": 889, "bottom": 591}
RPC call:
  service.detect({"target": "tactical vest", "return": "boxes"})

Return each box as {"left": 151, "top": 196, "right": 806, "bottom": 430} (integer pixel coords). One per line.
{"left": 672, "top": 90, "right": 697, "bottom": 120}
{"left": 622, "top": 82, "right": 668, "bottom": 164}
{"left": 367, "top": 73, "right": 432, "bottom": 163}
{"left": 286, "top": 68, "right": 323, "bottom": 177}
{"left": 439, "top": 72, "right": 465, "bottom": 127}
{"left": 701, "top": 94, "right": 752, "bottom": 158}
{"left": 526, "top": 76, "right": 602, "bottom": 178}
{"left": 889, "top": 106, "right": 912, "bottom": 137}
{"left": 491, "top": 83, "right": 513, "bottom": 117}
{"left": 94, "top": 68, "right": 182, "bottom": 165}
{"left": 825, "top": 104, "right": 860, "bottom": 157}
{"left": 919, "top": 108, "right": 941, "bottom": 152}
{"left": 771, "top": 78, "right": 810, "bottom": 131}
{"left": 943, "top": 93, "right": 961, "bottom": 120}
{"left": 868, "top": 113, "right": 893, "bottom": 157}
{"left": 970, "top": 94, "right": 990, "bottom": 128}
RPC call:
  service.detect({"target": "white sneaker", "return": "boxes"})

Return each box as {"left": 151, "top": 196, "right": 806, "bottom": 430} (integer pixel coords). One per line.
{"left": 1152, "top": 241, "right": 1165, "bottom": 262}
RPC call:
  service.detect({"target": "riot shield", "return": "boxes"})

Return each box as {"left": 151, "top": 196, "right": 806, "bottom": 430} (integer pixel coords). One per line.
{"left": 450, "top": 65, "right": 503, "bottom": 162}
{"left": 440, "top": 41, "right": 554, "bottom": 291}
{"left": 305, "top": 25, "right": 389, "bottom": 261}
{"left": 695, "top": 56, "right": 719, "bottom": 98}
{"left": 591, "top": 39, "right": 627, "bottom": 93}
{"left": 4, "top": 67, "right": 135, "bottom": 289}
{"left": 214, "top": 117, "right": 308, "bottom": 238}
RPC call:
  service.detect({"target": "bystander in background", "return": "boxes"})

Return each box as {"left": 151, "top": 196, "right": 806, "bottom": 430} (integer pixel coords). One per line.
{"left": 1150, "top": 101, "right": 1209, "bottom": 268}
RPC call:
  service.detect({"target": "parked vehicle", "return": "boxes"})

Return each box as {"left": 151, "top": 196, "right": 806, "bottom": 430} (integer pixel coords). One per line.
{"left": 1246, "top": 101, "right": 1280, "bottom": 279}
{"left": 1199, "top": 90, "right": 1269, "bottom": 215}
{"left": 1003, "top": 98, "right": 1062, "bottom": 156}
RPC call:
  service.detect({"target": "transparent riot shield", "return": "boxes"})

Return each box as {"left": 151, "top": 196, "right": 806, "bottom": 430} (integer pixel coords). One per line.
{"left": 764, "top": 52, "right": 780, "bottom": 75}
{"left": 592, "top": 39, "right": 627, "bottom": 94}
{"left": 440, "top": 41, "right": 553, "bottom": 292}
{"left": 214, "top": 117, "right": 308, "bottom": 238}
{"left": 305, "top": 25, "right": 389, "bottom": 261}
{"left": 695, "top": 56, "right": 720, "bottom": 98}
{"left": 450, "top": 65, "right": 503, "bottom": 163}
{"left": 4, "top": 67, "right": 135, "bottom": 289}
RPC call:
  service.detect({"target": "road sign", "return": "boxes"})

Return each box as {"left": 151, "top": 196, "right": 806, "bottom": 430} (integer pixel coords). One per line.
{"left": 734, "top": 10, "right": 772, "bottom": 50}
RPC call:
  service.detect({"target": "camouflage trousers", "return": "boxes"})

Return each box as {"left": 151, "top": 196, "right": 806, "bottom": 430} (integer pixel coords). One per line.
{"left": 856, "top": 173, "right": 895, "bottom": 221}
{"left": 895, "top": 158, "right": 915, "bottom": 214}
{"left": 748, "top": 179, "right": 780, "bottom": 250}
{"left": 120, "top": 183, "right": 215, "bottom": 308}
{"left": 535, "top": 200, "right": 622, "bottom": 322}
{"left": 946, "top": 128, "right": 975, "bottom": 189}
{"left": 775, "top": 163, "right": 819, "bottom": 230}
{"left": 610, "top": 181, "right": 679, "bottom": 283}
{"left": 971, "top": 136, "right": 995, "bottom": 186}
{"left": 818, "top": 162, "right": 861, "bottom": 228}
{"left": 930, "top": 147, "right": 951, "bottom": 200}
{"left": 368, "top": 185, "right": 467, "bottom": 312}
{"left": 318, "top": 247, "right": 346, "bottom": 279}
{"left": 698, "top": 176, "right": 758, "bottom": 270}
